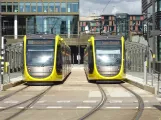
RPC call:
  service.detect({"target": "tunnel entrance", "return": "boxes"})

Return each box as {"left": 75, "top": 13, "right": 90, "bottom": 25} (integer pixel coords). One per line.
{"left": 70, "top": 45, "right": 86, "bottom": 64}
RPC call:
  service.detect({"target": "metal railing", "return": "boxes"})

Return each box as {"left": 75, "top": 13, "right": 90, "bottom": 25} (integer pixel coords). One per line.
{"left": 146, "top": 67, "right": 161, "bottom": 94}
{"left": 1, "top": 43, "right": 23, "bottom": 85}
{"left": 125, "top": 39, "right": 160, "bottom": 94}
{"left": 126, "top": 63, "right": 161, "bottom": 94}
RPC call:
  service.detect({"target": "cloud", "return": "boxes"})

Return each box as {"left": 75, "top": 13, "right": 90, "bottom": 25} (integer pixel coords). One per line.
{"left": 111, "top": 7, "right": 119, "bottom": 15}
{"left": 80, "top": 0, "right": 141, "bottom": 16}
{"left": 85, "top": 0, "right": 140, "bottom": 4}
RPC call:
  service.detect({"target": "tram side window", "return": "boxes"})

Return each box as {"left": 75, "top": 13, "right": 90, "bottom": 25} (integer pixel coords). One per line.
{"left": 88, "top": 45, "right": 94, "bottom": 73}
{"left": 56, "top": 45, "right": 62, "bottom": 74}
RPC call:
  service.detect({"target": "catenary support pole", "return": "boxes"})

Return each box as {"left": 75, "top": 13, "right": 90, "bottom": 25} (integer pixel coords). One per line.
{"left": 1, "top": 37, "right": 4, "bottom": 90}
{"left": 152, "top": 0, "right": 156, "bottom": 71}
{"left": 0, "top": 1, "right": 2, "bottom": 91}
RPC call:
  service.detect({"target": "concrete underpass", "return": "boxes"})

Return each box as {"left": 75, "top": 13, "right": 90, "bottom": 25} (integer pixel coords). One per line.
{"left": 70, "top": 45, "right": 86, "bottom": 64}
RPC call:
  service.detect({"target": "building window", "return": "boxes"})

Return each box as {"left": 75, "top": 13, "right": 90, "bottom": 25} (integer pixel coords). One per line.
{"left": 60, "top": 21, "right": 67, "bottom": 34}
{"left": 133, "top": 21, "right": 136, "bottom": 26}
{"left": 133, "top": 26, "right": 135, "bottom": 30}
{"left": 37, "top": 2, "right": 42, "bottom": 12}
{"left": 55, "top": 2, "right": 60, "bottom": 12}
{"left": 49, "top": 2, "right": 54, "bottom": 12}
{"left": 135, "top": 16, "right": 140, "bottom": 20}
{"left": 67, "top": 2, "right": 78, "bottom": 12}
{"left": 43, "top": 2, "right": 48, "bottom": 12}
{"left": 160, "top": 1, "right": 161, "bottom": 11}
{"left": 7, "top": 2, "right": 12, "bottom": 12}
{"left": 2, "top": 17, "right": 14, "bottom": 35}
{"left": 138, "top": 26, "right": 142, "bottom": 31}
{"left": 13, "top": 2, "right": 18, "bottom": 12}
{"left": 25, "top": 2, "right": 30, "bottom": 12}
{"left": 67, "top": 3, "right": 72, "bottom": 12}
{"left": 1, "top": 3, "right": 6, "bottom": 12}
{"left": 72, "top": 2, "right": 78, "bottom": 12}
{"left": 61, "top": 2, "right": 66, "bottom": 12}
{"left": 31, "top": 3, "right": 36, "bottom": 12}
{"left": 26, "top": 16, "right": 78, "bottom": 35}
{"left": 18, "top": 16, "right": 26, "bottom": 35}
{"left": 19, "top": 3, "right": 25, "bottom": 12}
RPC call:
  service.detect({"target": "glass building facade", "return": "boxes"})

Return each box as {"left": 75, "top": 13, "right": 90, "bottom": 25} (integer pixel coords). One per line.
{"left": 116, "top": 13, "right": 129, "bottom": 39}
{"left": 79, "top": 14, "right": 143, "bottom": 38}
{"left": 142, "top": 0, "right": 161, "bottom": 62}
{"left": 1, "top": 0, "right": 79, "bottom": 36}
{"left": 26, "top": 16, "right": 78, "bottom": 34}
{"left": 1, "top": 1, "right": 79, "bottom": 13}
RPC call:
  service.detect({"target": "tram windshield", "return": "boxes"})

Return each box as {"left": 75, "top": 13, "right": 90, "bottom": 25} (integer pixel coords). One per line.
{"left": 95, "top": 40, "right": 121, "bottom": 66}
{"left": 26, "top": 39, "right": 55, "bottom": 66}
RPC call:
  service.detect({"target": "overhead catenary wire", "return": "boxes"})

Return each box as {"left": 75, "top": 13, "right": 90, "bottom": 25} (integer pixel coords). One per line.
{"left": 101, "top": 0, "right": 112, "bottom": 14}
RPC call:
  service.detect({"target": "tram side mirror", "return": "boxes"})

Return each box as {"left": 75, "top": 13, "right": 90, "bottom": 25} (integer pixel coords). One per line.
{"left": 88, "top": 39, "right": 91, "bottom": 42}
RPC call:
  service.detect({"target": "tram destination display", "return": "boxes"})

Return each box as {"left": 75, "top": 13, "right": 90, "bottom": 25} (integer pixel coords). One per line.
{"left": 27, "top": 39, "right": 54, "bottom": 45}
{"left": 95, "top": 40, "right": 121, "bottom": 46}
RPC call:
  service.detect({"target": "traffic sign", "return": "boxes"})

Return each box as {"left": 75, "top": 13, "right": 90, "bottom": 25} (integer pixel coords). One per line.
{"left": 150, "top": 30, "right": 161, "bottom": 36}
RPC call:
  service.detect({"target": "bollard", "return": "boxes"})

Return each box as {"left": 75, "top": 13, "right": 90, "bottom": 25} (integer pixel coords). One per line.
{"left": 5, "top": 62, "right": 10, "bottom": 83}
{"left": 151, "top": 70, "right": 154, "bottom": 86}
{"left": 8, "top": 62, "right": 10, "bottom": 83}
{"left": 157, "top": 73, "right": 160, "bottom": 94}
{"left": 144, "top": 60, "right": 147, "bottom": 85}
{"left": 73, "top": 55, "right": 74, "bottom": 65}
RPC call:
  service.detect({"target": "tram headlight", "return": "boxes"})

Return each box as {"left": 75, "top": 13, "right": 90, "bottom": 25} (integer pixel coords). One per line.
{"left": 27, "top": 67, "right": 31, "bottom": 72}
{"left": 49, "top": 68, "right": 52, "bottom": 72}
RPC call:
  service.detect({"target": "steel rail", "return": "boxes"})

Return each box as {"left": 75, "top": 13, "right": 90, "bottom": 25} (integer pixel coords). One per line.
{"left": 77, "top": 84, "right": 107, "bottom": 120}
{"left": 120, "top": 82, "right": 144, "bottom": 120}
{"left": 0, "top": 86, "right": 53, "bottom": 120}
{"left": 0, "top": 85, "right": 29, "bottom": 101}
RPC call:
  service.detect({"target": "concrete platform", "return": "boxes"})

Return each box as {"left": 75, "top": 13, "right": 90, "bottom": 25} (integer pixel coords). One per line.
{"left": 0, "top": 72, "right": 23, "bottom": 91}
{"left": 126, "top": 72, "right": 161, "bottom": 95}
{"left": 0, "top": 66, "right": 161, "bottom": 96}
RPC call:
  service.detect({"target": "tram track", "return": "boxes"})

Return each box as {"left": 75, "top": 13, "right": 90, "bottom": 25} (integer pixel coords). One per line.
{"left": 77, "top": 84, "right": 107, "bottom": 120}
{"left": 0, "top": 85, "right": 29, "bottom": 101}
{"left": 78, "top": 81, "right": 144, "bottom": 120}
{"left": 120, "top": 81, "right": 144, "bottom": 120}
{"left": 0, "top": 85, "right": 53, "bottom": 120}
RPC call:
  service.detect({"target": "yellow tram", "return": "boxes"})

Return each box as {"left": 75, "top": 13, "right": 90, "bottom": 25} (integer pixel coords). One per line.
{"left": 23, "top": 34, "right": 71, "bottom": 84}
{"left": 84, "top": 35, "right": 125, "bottom": 82}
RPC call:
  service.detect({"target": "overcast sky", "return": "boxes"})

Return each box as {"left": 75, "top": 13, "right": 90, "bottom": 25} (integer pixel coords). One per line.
{"left": 79, "top": 0, "right": 142, "bottom": 16}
